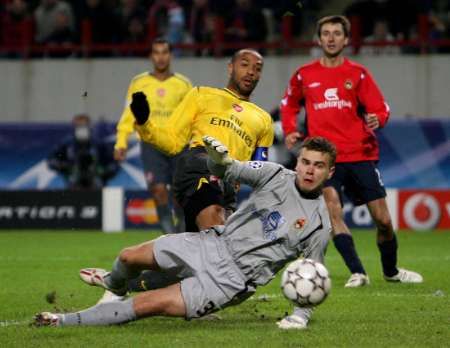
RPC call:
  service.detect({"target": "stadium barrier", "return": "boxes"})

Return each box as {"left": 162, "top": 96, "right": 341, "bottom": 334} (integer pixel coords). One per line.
{"left": 1, "top": 188, "right": 449, "bottom": 232}
{"left": 2, "top": 14, "right": 449, "bottom": 58}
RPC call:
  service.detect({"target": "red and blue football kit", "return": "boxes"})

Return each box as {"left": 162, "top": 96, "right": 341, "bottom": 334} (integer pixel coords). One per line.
{"left": 280, "top": 58, "right": 390, "bottom": 163}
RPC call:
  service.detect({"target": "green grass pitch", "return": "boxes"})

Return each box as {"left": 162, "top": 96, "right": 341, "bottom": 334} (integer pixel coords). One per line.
{"left": 0, "top": 230, "right": 449, "bottom": 347}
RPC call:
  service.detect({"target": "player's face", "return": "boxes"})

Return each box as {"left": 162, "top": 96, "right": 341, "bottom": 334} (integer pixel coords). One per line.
{"left": 228, "top": 52, "right": 263, "bottom": 98}
{"left": 295, "top": 149, "right": 334, "bottom": 193}
{"left": 150, "top": 43, "right": 171, "bottom": 73}
{"left": 318, "top": 22, "right": 348, "bottom": 58}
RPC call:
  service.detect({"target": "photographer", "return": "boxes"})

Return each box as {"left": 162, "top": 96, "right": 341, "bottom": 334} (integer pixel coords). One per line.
{"left": 47, "top": 114, "right": 118, "bottom": 190}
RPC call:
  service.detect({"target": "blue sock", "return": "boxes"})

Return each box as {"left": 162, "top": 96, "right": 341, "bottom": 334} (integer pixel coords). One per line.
{"left": 377, "top": 234, "right": 399, "bottom": 277}
{"left": 333, "top": 234, "right": 366, "bottom": 274}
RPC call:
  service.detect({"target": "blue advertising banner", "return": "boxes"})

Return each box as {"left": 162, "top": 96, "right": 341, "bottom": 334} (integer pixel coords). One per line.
{"left": 1, "top": 119, "right": 449, "bottom": 191}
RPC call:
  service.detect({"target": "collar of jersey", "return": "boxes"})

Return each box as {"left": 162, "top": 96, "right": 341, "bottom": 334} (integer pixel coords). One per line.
{"left": 295, "top": 183, "right": 321, "bottom": 200}
{"left": 148, "top": 72, "right": 175, "bottom": 82}
{"left": 223, "top": 88, "right": 247, "bottom": 101}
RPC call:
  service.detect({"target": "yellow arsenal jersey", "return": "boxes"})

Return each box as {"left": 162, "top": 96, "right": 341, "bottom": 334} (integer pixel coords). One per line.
{"left": 136, "top": 87, "right": 274, "bottom": 160}
{"left": 115, "top": 72, "right": 192, "bottom": 150}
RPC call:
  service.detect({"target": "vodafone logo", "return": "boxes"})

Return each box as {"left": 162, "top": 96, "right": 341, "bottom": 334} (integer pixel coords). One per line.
{"left": 403, "top": 193, "right": 440, "bottom": 230}
{"left": 126, "top": 198, "right": 159, "bottom": 225}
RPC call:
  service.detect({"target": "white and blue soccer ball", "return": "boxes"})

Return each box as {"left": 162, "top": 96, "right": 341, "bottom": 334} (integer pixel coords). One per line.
{"left": 281, "top": 258, "right": 331, "bottom": 307}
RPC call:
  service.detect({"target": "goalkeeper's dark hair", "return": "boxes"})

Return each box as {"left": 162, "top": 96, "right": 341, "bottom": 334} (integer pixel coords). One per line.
{"left": 316, "top": 15, "right": 351, "bottom": 38}
{"left": 151, "top": 37, "right": 172, "bottom": 52}
{"left": 301, "top": 137, "right": 337, "bottom": 167}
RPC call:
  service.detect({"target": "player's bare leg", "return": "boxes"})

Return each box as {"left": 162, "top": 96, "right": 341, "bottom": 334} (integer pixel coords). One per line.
{"left": 133, "top": 283, "right": 186, "bottom": 317}
{"left": 80, "top": 241, "right": 160, "bottom": 295}
{"left": 367, "top": 198, "right": 423, "bottom": 283}
{"left": 98, "top": 239, "right": 178, "bottom": 301}
{"left": 324, "top": 187, "right": 369, "bottom": 287}
{"left": 196, "top": 204, "right": 226, "bottom": 231}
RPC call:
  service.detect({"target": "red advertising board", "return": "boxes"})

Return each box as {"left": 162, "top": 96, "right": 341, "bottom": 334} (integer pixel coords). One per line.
{"left": 399, "top": 190, "right": 450, "bottom": 230}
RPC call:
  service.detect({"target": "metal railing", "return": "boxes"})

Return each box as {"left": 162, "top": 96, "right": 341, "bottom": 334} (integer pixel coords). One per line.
{"left": 1, "top": 14, "right": 449, "bottom": 58}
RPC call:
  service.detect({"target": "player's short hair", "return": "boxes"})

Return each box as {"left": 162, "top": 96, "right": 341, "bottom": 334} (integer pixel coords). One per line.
{"left": 231, "top": 48, "right": 262, "bottom": 63}
{"left": 300, "top": 137, "right": 337, "bottom": 167}
{"left": 316, "top": 15, "right": 351, "bottom": 38}
{"left": 151, "top": 37, "right": 172, "bottom": 52}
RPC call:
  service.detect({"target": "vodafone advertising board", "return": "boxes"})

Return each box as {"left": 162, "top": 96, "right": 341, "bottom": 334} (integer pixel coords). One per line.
{"left": 399, "top": 190, "right": 450, "bottom": 230}
{"left": 1, "top": 189, "right": 448, "bottom": 231}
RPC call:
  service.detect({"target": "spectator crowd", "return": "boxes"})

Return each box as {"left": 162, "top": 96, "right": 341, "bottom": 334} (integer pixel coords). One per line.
{"left": 0, "top": 0, "right": 449, "bottom": 57}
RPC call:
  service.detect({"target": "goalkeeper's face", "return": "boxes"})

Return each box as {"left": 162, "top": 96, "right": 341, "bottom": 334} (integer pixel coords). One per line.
{"left": 228, "top": 50, "right": 263, "bottom": 98}
{"left": 150, "top": 42, "right": 171, "bottom": 73}
{"left": 295, "top": 149, "right": 334, "bottom": 193}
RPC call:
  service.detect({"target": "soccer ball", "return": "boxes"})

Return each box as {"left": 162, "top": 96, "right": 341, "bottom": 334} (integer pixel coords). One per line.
{"left": 281, "top": 258, "right": 331, "bottom": 307}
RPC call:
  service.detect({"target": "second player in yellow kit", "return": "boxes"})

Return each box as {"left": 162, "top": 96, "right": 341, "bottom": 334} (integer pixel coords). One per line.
{"left": 115, "top": 72, "right": 191, "bottom": 151}
{"left": 114, "top": 38, "right": 192, "bottom": 237}
{"left": 131, "top": 49, "right": 274, "bottom": 232}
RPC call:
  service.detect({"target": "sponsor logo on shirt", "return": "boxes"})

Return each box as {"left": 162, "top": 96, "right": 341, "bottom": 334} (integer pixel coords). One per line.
{"left": 260, "top": 211, "right": 286, "bottom": 240}
{"left": 324, "top": 88, "right": 339, "bottom": 101}
{"left": 313, "top": 87, "right": 352, "bottom": 111}
{"left": 232, "top": 103, "right": 243, "bottom": 112}
{"left": 209, "top": 116, "right": 253, "bottom": 147}
{"left": 157, "top": 88, "right": 166, "bottom": 97}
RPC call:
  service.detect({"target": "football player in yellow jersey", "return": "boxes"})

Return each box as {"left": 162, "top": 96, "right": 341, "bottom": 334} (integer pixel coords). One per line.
{"left": 114, "top": 38, "right": 192, "bottom": 235}
{"left": 130, "top": 49, "right": 274, "bottom": 232}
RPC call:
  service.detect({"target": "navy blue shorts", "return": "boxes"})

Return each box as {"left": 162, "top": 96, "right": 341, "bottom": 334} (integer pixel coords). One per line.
{"left": 325, "top": 161, "right": 386, "bottom": 206}
{"left": 140, "top": 142, "right": 178, "bottom": 187}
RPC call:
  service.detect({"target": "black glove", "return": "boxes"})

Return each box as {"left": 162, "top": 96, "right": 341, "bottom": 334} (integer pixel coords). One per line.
{"left": 130, "top": 92, "right": 150, "bottom": 125}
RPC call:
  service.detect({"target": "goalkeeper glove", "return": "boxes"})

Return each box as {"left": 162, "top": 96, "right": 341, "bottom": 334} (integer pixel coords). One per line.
{"left": 130, "top": 92, "right": 150, "bottom": 125}
{"left": 203, "top": 136, "right": 233, "bottom": 166}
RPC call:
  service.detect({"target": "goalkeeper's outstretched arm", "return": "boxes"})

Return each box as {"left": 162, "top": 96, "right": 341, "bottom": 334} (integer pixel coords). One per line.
{"left": 203, "top": 135, "right": 284, "bottom": 191}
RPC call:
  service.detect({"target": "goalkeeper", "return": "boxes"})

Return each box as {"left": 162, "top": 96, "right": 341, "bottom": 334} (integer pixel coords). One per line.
{"left": 35, "top": 136, "right": 335, "bottom": 328}
{"left": 130, "top": 49, "right": 274, "bottom": 232}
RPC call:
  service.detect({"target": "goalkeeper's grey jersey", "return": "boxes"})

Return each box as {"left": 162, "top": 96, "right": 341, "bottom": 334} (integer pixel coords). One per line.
{"left": 209, "top": 159, "right": 331, "bottom": 286}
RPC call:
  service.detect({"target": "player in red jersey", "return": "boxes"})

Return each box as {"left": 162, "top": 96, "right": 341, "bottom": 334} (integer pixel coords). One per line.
{"left": 280, "top": 15, "right": 422, "bottom": 291}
